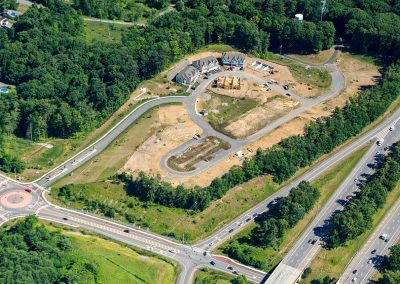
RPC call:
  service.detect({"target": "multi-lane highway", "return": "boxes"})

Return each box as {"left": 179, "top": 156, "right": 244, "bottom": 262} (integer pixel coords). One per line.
{"left": 266, "top": 117, "right": 400, "bottom": 283}
{"left": 338, "top": 196, "right": 400, "bottom": 284}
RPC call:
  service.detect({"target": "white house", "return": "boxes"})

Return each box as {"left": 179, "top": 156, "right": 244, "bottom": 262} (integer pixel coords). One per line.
{"left": 192, "top": 56, "right": 219, "bottom": 73}
{"left": 175, "top": 65, "right": 200, "bottom": 85}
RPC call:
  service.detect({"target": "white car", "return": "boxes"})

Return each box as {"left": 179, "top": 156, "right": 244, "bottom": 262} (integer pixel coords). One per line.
{"left": 352, "top": 277, "right": 358, "bottom": 283}
{"left": 389, "top": 126, "right": 395, "bottom": 131}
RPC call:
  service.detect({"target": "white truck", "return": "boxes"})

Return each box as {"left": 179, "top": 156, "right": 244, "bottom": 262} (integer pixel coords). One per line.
{"left": 381, "top": 233, "right": 389, "bottom": 241}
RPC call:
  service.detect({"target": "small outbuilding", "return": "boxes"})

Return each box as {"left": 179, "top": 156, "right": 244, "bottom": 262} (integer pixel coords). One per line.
{"left": 295, "top": 14, "right": 303, "bottom": 21}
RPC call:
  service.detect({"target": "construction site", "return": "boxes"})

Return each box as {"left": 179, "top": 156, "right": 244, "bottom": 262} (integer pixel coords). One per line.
{"left": 214, "top": 76, "right": 242, "bottom": 90}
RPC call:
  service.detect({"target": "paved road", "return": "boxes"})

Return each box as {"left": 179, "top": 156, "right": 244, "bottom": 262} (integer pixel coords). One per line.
{"left": 338, "top": 197, "right": 400, "bottom": 284}
{"left": 266, "top": 117, "right": 400, "bottom": 283}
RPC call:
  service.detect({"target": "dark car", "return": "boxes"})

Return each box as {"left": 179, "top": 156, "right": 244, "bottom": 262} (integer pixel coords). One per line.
{"left": 210, "top": 261, "right": 215, "bottom": 266}
{"left": 246, "top": 218, "right": 251, "bottom": 222}
{"left": 123, "top": 229, "right": 130, "bottom": 233}
{"left": 227, "top": 266, "right": 233, "bottom": 270}
{"left": 203, "top": 251, "right": 207, "bottom": 256}
{"left": 371, "top": 249, "right": 377, "bottom": 254}
{"left": 233, "top": 271, "right": 239, "bottom": 275}
{"left": 311, "top": 239, "right": 317, "bottom": 245}
{"left": 228, "top": 229, "right": 234, "bottom": 233}
{"left": 353, "top": 269, "right": 357, "bottom": 274}
{"left": 25, "top": 189, "right": 32, "bottom": 193}
{"left": 62, "top": 217, "right": 68, "bottom": 221}
{"left": 285, "top": 93, "right": 291, "bottom": 97}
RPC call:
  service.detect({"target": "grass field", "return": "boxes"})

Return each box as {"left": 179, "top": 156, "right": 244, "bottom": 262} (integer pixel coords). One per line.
{"left": 45, "top": 223, "right": 177, "bottom": 284}
{"left": 301, "top": 181, "right": 400, "bottom": 283}
{"left": 49, "top": 175, "right": 278, "bottom": 243}
{"left": 216, "top": 145, "right": 370, "bottom": 272}
{"left": 200, "top": 93, "right": 258, "bottom": 136}
{"left": 194, "top": 268, "right": 236, "bottom": 284}
{"left": 288, "top": 48, "right": 334, "bottom": 65}
{"left": 84, "top": 21, "right": 131, "bottom": 43}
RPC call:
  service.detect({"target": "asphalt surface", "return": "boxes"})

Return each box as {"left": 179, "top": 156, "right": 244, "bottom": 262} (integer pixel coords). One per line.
{"left": 338, "top": 195, "right": 400, "bottom": 284}
{"left": 266, "top": 117, "right": 400, "bottom": 283}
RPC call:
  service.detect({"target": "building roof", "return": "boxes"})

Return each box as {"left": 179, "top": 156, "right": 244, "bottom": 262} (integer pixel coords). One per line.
{"left": 192, "top": 56, "right": 218, "bottom": 69}
{"left": 221, "top": 52, "right": 246, "bottom": 65}
{"left": 176, "top": 65, "right": 198, "bottom": 82}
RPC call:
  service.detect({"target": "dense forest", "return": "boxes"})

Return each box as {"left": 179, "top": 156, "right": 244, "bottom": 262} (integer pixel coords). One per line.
{"left": 0, "top": 216, "right": 99, "bottom": 283}
{"left": 325, "top": 142, "right": 400, "bottom": 248}
{"left": 378, "top": 243, "right": 400, "bottom": 283}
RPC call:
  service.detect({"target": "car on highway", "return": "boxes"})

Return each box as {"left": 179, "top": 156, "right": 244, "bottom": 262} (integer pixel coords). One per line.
{"left": 246, "top": 217, "right": 251, "bottom": 222}
{"left": 228, "top": 229, "right": 234, "bottom": 233}
{"left": 25, "top": 188, "right": 32, "bottom": 193}
{"left": 123, "top": 229, "right": 130, "bottom": 233}
{"left": 371, "top": 249, "right": 377, "bottom": 254}
{"left": 377, "top": 139, "right": 384, "bottom": 146}
{"left": 62, "top": 217, "right": 68, "bottom": 221}
{"left": 346, "top": 195, "right": 353, "bottom": 201}
{"left": 352, "top": 277, "right": 357, "bottom": 282}
{"left": 352, "top": 269, "right": 357, "bottom": 274}
{"left": 285, "top": 93, "right": 291, "bottom": 97}
{"left": 389, "top": 125, "right": 395, "bottom": 131}
{"left": 210, "top": 261, "right": 215, "bottom": 266}
{"left": 227, "top": 266, "right": 233, "bottom": 270}
{"left": 233, "top": 271, "right": 239, "bottom": 275}
{"left": 368, "top": 259, "right": 373, "bottom": 264}
{"left": 203, "top": 251, "right": 207, "bottom": 256}
{"left": 252, "top": 213, "right": 259, "bottom": 218}
{"left": 380, "top": 233, "right": 389, "bottom": 241}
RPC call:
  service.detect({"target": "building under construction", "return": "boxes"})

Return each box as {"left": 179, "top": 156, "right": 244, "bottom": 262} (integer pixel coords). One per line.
{"left": 215, "top": 76, "right": 242, "bottom": 90}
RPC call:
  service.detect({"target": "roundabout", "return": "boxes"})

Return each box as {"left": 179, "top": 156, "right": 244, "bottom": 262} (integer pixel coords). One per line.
{"left": 0, "top": 190, "right": 34, "bottom": 209}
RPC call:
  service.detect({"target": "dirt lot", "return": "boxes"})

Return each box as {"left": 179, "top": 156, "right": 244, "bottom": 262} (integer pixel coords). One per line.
{"left": 246, "top": 56, "right": 326, "bottom": 98}
{"left": 123, "top": 105, "right": 202, "bottom": 177}
{"left": 224, "top": 95, "right": 300, "bottom": 138}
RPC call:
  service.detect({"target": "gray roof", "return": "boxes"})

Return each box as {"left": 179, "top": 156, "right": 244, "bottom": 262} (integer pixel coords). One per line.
{"left": 192, "top": 56, "right": 218, "bottom": 69}
{"left": 176, "top": 65, "right": 198, "bottom": 82}
{"left": 221, "top": 52, "right": 246, "bottom": 65}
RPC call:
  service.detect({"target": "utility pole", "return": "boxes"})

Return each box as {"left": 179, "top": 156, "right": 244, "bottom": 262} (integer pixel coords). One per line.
{"left": 320, "top": 0, "right": 327, "bottom": 22}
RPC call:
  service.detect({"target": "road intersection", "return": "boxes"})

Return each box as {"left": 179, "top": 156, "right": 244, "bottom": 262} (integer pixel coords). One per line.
{"left": 0, "top": 47, "right": 399, "bottom": 284}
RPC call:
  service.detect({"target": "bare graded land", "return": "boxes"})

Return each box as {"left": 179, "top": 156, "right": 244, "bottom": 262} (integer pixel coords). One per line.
{"left": 122, "top": 105, "right": 201, "bottom": 177}
{"left": 201, "top": 80, "right": 299, "bottom": 139}
{"left": 167, "top": 136, "right": 231, "bottom": 172}
{"left": 55, "top": 104, "right": 198, "bottom": 187}
{"left": 288, "top": 48, "right": 335, "bottom": 65}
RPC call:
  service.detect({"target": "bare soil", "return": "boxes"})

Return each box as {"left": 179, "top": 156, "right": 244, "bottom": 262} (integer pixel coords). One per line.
{"left": 246, "top": 56, "right": 323, "bottom": 98}
{"left": 123, "top": 105, "right": 201, "bottom": 177}
{"left": 225, "top": 96, "right": 300, "bottom": 138}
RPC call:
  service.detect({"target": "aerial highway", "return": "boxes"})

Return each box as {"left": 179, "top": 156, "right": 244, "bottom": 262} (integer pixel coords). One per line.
{"left": 338, "top": 196, "right": 400, "bottom": 284}
{"left": 266, "top": 116, "right": 400, "bottom": 283}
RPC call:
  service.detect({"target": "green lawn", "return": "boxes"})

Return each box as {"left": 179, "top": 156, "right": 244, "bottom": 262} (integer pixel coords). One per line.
{"left": 216, "top": 145, "right": 370, "bottom": 272}
{"left": 196, "top": 44, "right": 237, "bottom": 53}
{"left": 47, "top": 223, "right": 177, "bottom": 284}
{"left": 194, "top": 268, "right": 236, "bottom": 284}
{"left": 200, "top": 93, "right": 258, "bottom": 137}
{"left": 301, "top": 181, "right": 400, "bottom": 283}
{"left": 84, "top": 21, "right": 131, "bottom": 43}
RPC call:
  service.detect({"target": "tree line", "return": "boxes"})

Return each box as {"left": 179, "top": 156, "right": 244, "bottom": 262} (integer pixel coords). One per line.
{"left": 325, "top": 142, "right": 400, "bottom": 248}
{"left": 378, "top": 243, "right": 400, "bottom": 283}
{"left": 0, "top": 216, "right": 99, "bottom": 283}
{"left": 120, "top": 63, "right": 400, "bottom": 211}
{"left": 221, "top": 181, "right": 319, "bottom": 269}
